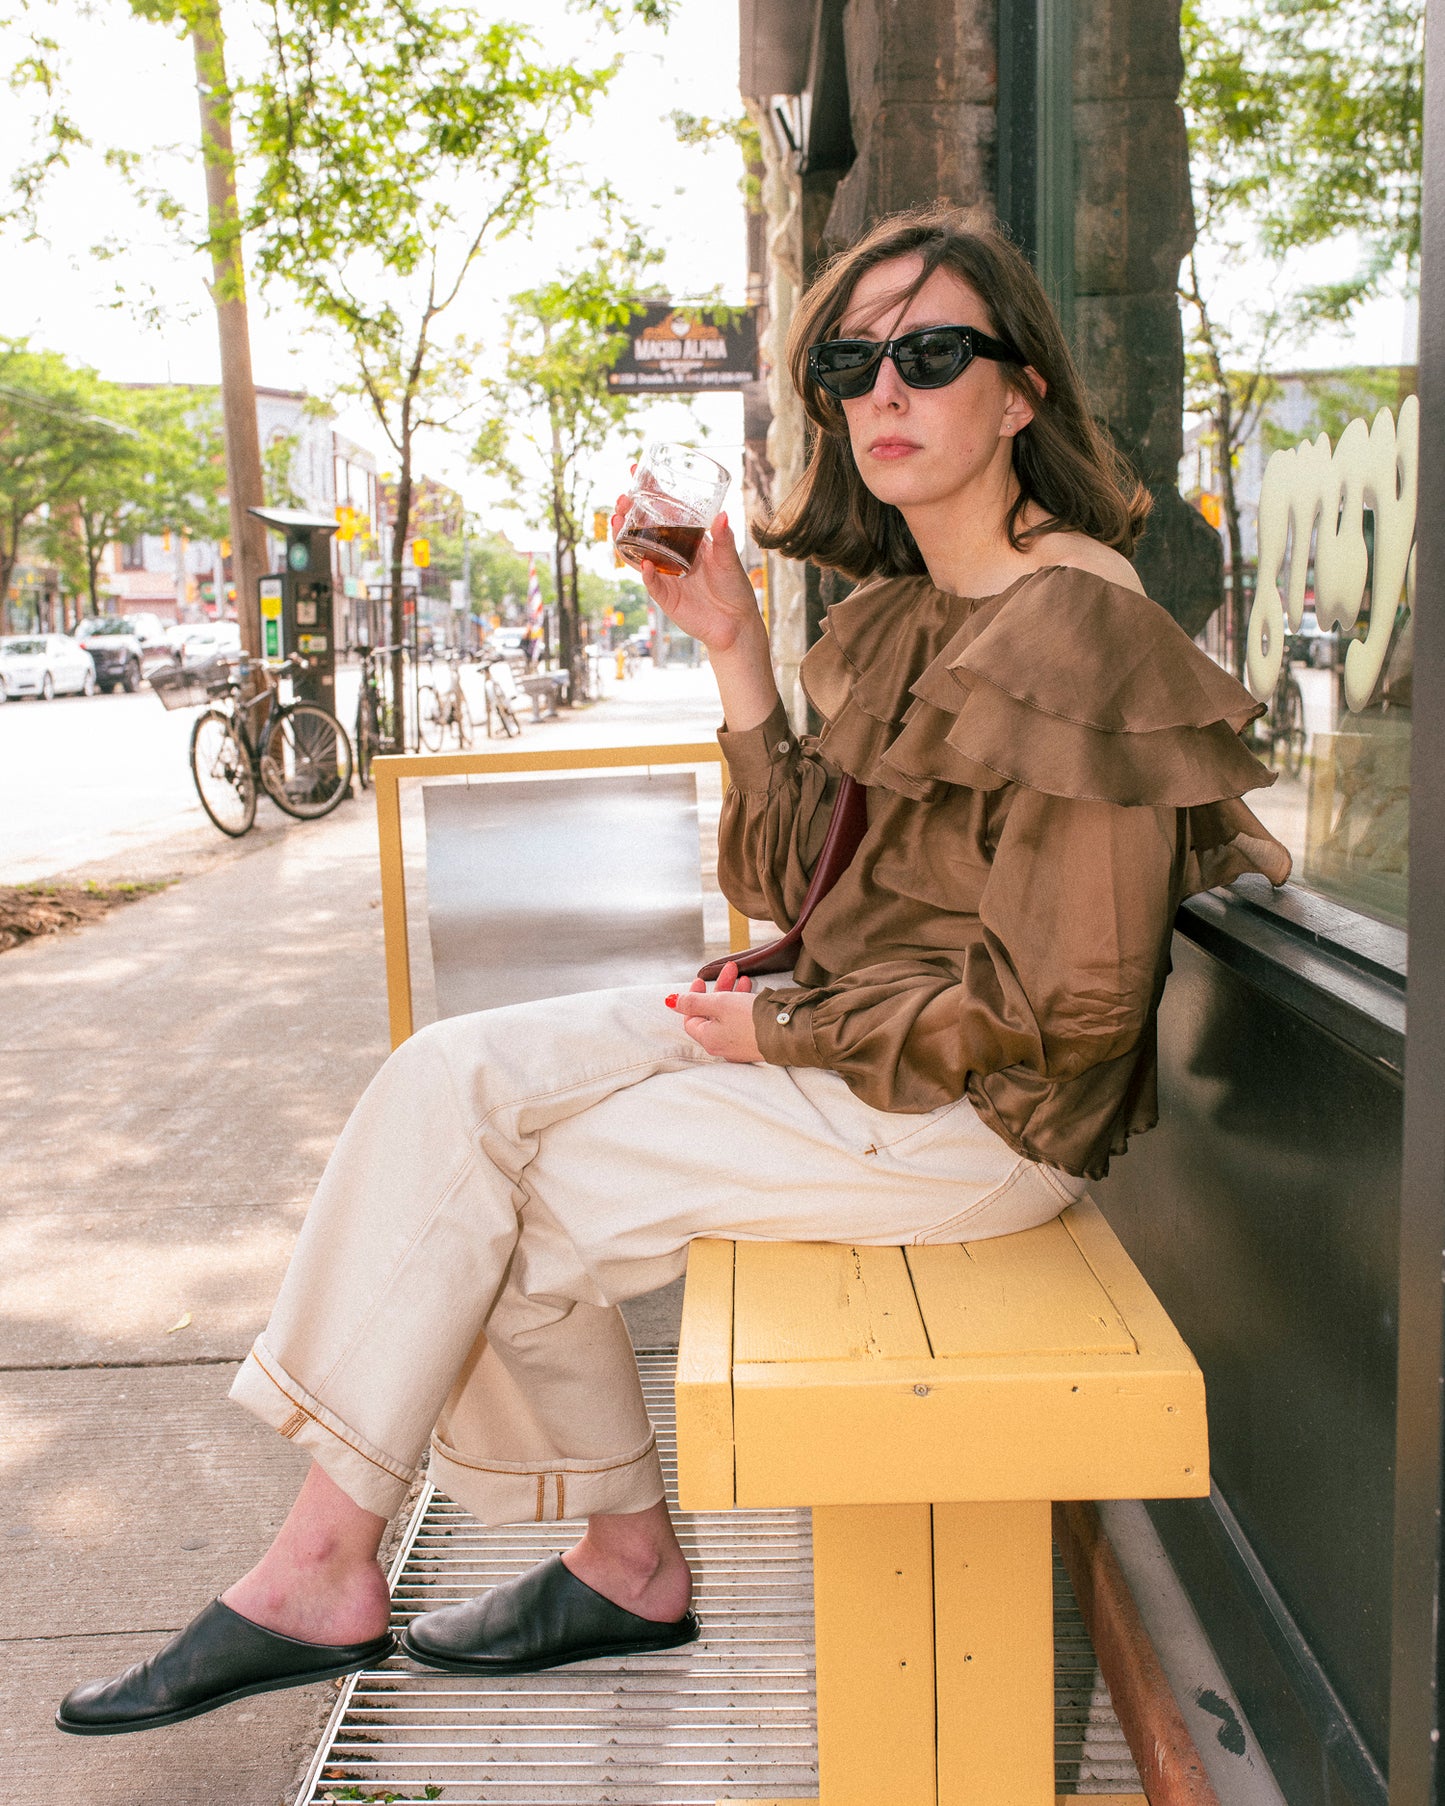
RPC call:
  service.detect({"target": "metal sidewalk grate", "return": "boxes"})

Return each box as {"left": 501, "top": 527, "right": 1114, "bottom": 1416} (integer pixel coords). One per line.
{"left": 296, "top": 1352, "right": 1141, "bottom": 1804}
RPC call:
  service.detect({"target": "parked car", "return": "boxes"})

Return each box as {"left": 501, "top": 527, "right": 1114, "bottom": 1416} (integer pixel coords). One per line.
{"left": 172, "top": 622, "right": 242, "bottom": 667}
{"left": 1287, "top": 605, "right": 1340, "bottom": 670}
{"left": 0, "top": 634, "right": 97, "bottom": 701}
{"left": 76, "top": 614, "right": 170, "bottom": 691}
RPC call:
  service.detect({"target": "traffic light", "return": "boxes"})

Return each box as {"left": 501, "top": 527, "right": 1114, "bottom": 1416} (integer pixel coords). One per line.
{"left": 412, "top": 537, "right": 431, "bottom": 569}
{"left": 592, "top": 509, "right": 609, "bottom": 543}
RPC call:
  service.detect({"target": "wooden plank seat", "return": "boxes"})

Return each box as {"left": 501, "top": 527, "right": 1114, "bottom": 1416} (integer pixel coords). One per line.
{"left": 675, "top": 1201, "right": 1210, "bottom": 1806}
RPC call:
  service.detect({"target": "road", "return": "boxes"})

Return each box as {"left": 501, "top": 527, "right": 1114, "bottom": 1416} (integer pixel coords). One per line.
{"left": 0, "top": 657, "right": 727, "bottom": 886}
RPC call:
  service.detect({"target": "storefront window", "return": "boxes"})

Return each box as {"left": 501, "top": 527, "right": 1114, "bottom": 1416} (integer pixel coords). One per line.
{"left": 1227, "top": 383, "right": 1418, "bottom": 927}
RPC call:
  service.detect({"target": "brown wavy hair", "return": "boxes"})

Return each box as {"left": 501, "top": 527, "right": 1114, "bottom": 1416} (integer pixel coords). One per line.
{"left": 755, "top": 207, "right": 1151, "bottom": 577}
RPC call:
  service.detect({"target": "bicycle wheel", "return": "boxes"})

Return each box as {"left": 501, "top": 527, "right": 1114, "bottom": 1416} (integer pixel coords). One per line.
{"left": 189, "top": 708, "right": 257, "bottom": 837}
{"left": 416, "top": 684, "right": 444, "bottom": 752}
{"left": 489, "top": 681, "right": 521, "bottom": 738}
{"left": 260, "top": 702, "right": 354, "bottom": 820}
{"left": 355, "top": 690, "right": 379, "bottom": 790}
{"left": 1282, "top": 677, "right": 1307, "bottom": 777}
{"left": 455, "top": 693, "right": 474, "bottom": 749}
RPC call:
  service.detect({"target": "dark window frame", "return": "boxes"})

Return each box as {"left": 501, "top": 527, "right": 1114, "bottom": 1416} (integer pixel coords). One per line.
{"left": 1387, "top": 0, "right": 1445, "bottom": 1795}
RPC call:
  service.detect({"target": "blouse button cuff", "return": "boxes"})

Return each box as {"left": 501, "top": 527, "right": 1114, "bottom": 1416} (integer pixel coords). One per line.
{"left": 775, "top": 1009, "right": 792, "bottom": 1025}
{"left": 774, "top": 739, "right": 791, "bottom": 756}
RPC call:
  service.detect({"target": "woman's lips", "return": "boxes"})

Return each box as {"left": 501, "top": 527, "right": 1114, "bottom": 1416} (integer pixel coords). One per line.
{"left": 866, "top": 438, "right": 922, "bottom": 460}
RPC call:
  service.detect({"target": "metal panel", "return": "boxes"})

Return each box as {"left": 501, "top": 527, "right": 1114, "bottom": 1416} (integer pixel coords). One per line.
{"left": 423, "top": 774, "right": 705, "bottom": 1017}
{"left": 1095, "top": 926, "right": 1402, "bottom": 1806}
{"left": 996, "top": 0, "right": 1076, "bottom": 333}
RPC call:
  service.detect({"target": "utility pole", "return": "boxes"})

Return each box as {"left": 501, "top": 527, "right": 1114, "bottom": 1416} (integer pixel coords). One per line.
{"left": 191, "top": 0, "right": 268, "bottom": 667}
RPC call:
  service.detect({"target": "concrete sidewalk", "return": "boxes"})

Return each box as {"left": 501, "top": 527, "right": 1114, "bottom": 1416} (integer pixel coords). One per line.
{"left": 1, "top": 667, "right": 725, "bottom": 1805}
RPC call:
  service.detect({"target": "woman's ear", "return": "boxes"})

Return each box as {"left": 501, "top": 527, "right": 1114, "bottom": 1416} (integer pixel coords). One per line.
{"left": 1000, "top": 367, "right": 1045, "bottom": 439}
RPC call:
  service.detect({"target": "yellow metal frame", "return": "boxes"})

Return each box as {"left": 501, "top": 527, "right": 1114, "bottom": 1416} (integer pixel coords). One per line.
{"left": 371, "top": 742, "right": 751, "bottom": 1048}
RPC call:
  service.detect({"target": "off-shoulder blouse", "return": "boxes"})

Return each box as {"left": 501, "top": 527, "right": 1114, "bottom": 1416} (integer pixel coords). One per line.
{"left": 715, "top": 565, "right": 1289, "bottom": 1180}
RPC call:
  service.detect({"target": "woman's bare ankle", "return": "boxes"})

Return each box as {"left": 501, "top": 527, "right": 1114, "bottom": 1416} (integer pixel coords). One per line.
{"left": 222, "top": 1555, "right": 391, "bottom": 1646}
{"left": 220, "top": 1461, "right": 392, "bottom": 1645}
{"left": 562, "top": 1502, "right": 693, "bottom": 1623}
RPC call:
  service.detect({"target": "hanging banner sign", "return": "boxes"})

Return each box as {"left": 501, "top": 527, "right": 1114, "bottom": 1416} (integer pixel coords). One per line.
{"left": 607, "top": 304, "right": 759, "bottom": 393}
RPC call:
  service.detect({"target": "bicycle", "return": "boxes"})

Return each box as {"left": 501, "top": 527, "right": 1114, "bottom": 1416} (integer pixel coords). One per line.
{"left": 479, "top": 650, "right": 523, "bottom": 738}
{"left": 353, "top": 642, "right": 403, "bottom": 789}
{"left": 417, "top": 651, "right": 475, "bottom": 751}
{"left": 1262, "top": 649, "right": 1307, "bottom": 778}
{"left": 175, "top": 654, "right": 354, "bottom": 838}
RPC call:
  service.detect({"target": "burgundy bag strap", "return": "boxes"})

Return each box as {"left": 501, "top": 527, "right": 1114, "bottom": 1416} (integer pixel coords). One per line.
{"left": 698, "top": 773, "right": 868, "bottom": 981}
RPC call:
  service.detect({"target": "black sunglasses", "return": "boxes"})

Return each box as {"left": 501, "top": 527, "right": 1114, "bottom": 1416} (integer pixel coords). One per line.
{"left": 806, "top": 324, "right": 1025, "bottom": 400}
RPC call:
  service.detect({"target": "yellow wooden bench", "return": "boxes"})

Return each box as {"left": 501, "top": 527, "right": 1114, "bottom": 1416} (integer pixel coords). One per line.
{"left": 676, "top": 1205, "right": 1210, "bottom": 1806}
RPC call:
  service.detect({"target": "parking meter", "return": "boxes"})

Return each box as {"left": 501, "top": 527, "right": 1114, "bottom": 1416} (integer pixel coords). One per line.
{"left": 249, "top": 506, "right": 340, "bottom": 715}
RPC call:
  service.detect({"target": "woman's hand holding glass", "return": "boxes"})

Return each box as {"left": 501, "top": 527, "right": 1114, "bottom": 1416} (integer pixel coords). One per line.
{"left": 610, "top": 495, "right": 763, "bottom": 656}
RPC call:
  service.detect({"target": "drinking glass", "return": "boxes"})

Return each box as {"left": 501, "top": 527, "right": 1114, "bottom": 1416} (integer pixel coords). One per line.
{"left": 615, "top": 444, "right": 731, "bottom": 578}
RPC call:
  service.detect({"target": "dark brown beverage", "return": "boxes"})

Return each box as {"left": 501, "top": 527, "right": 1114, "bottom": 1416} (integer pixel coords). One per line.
{"left": 616, "top": 521, "right": 706, "bottom": 576}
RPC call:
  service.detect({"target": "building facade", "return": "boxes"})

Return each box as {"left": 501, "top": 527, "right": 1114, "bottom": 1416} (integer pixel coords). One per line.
{"left": 734, "top": 3, "right": 1444, "bottom": 1802}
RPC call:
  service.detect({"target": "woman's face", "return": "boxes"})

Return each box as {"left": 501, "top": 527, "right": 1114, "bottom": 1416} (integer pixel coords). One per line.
{"left": 833, "top": 256, "right": 1038, "bottom": 514}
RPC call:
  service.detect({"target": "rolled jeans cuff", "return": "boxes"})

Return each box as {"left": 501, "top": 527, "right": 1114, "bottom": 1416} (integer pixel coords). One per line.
{"left": 427, "top": 1428, "right": 666, "bottom": 1527}
{"left": 230, "top": 1339, "right": 418, "bottom": 1522}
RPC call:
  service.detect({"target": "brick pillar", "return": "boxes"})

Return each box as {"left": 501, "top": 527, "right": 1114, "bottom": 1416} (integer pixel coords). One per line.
{"left": 826, "top": 0, "right": 998, "bottom": 248}
{"left": 1072, "top": 0, "right": 1223, "bottom": 630}
{"left": 744, "top": 0, "right": 1219, "bottom": 667}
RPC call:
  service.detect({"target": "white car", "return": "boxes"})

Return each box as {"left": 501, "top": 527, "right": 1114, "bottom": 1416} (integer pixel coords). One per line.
{"left": 0, "top": 634, "right": 97, "bottom": 701}
{"left": 172, "top": 622, "right": 243, "bottom": 667}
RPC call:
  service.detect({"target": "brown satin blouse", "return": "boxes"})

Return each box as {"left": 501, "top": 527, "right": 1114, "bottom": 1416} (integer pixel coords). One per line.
{"left": 715, "top": 565, "right": 1289, "bottom": 1180}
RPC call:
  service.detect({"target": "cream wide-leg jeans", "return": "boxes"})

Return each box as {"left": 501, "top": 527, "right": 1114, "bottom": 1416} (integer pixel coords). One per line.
{"left": 231, "top": 985, "right": 1085, "bottom": 1527}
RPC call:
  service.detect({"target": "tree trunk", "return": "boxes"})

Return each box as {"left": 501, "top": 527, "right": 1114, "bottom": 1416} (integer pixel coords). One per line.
{"left": 547, "top": 402, "right": 573, "bottom": 699}
{"left": 390, "top": 428, "right": 413, "bottom": 749}
{"left": 0, "top": 512, "right": 21, "bottom": 635}
{"left": 567, "top": 546, "right": 584, "bottom": 699}
{"left": 1215, "top": 383, "right": 1249, "bottom": 684}
{"left": 191, "top": 0, "right": 267, "bottom": 675}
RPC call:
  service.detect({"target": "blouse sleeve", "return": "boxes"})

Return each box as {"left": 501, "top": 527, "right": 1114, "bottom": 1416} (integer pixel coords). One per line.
{"left": 751, "top": 789, "right": 1180, "bottom": 1114}
{"left": 716, "top": 698, "right": 840, "bottom": 929}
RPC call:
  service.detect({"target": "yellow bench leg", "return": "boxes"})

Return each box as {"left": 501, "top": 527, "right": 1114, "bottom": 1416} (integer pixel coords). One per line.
{"left": 934, "top": 1499, "right": 1055, "bottom": 1806}
{"left": 812, "top": 1502, "right": 938, "bottom": 1806}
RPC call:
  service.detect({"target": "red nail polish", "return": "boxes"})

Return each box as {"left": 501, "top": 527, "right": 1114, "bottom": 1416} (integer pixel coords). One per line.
{"left": 665, "top": 994, "right": 678, "bottom": 1008}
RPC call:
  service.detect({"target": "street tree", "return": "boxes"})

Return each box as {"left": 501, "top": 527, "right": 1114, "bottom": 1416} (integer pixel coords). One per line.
{"left": 0, "top": 342, "right": 129, "bottom": 633}
{"left": 44, "top": 382, "right": 227, "bottom": 621}
{"left": 472, "top": 236, "right": 663, "bottom": 696}
{"left": 1179, "top": 0, "right": 1424, "bottom": 673}
{"left": 0, "top": 0, "right": 85, "bottom": 237}
{"left": 239, "top": 0, "right": 630, "bottom": 738}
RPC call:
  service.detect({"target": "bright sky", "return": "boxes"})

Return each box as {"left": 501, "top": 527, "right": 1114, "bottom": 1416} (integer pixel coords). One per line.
{"left": 0, "top": 0, "right": 750, "bottom": 572}
{"left": 0, "top": 0, "right": 1415, "bottom": 555}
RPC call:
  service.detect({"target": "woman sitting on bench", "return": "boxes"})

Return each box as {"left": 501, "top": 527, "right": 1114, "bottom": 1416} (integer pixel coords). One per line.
{"left": 59, "top": 206, "right": 1289, "bottom": 1735}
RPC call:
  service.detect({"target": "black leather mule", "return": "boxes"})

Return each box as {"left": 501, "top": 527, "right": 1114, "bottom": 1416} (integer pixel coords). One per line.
{"left": 56, "top": 1597, "right": 396, "bottom": 1735}
{"left": 400, "top": 1555, "right": 699, "bottom": 1674}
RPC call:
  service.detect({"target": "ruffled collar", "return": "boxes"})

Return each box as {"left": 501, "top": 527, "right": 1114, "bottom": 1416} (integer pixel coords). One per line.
{"left": 800, "top": 564, "right": 1278, "bottom": 811}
